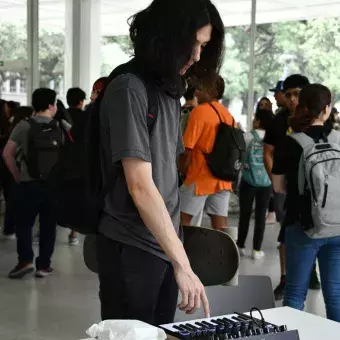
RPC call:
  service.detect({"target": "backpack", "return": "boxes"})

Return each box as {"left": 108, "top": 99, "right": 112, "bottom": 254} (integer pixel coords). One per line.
{"left": 54, "top": 60, "right": 159, "bottom": 235}
{"left": 25, "top": 119, "right": 62, "bottom": 181}
{"left": 291, "top": 130, "right": 340, "bottom": 238}
{"left": 205, "top": 103, "right": 246, "bottom": 182}
{"left": 242, "top": 130, "right": 271, "bottom": 187}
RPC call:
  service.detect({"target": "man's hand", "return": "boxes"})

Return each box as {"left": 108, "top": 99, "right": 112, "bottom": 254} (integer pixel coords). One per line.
{"left": 3, "top": 140, "right": 20, "bottom": 183}
{"left": 174, "top": 262, "right": 210, "bottom": 317}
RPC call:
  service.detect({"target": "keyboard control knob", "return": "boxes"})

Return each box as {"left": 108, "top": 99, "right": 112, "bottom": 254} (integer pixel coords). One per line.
{"left": 279, "top": 325, "right": 288, "bottom": 332}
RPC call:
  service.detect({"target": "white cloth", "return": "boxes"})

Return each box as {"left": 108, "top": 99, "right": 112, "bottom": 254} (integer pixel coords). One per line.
{"left": 244, "top": 129, "right": 266, "bottom": 148}
{"left": 85, "top": 320, "right": 167, "bottom": 340}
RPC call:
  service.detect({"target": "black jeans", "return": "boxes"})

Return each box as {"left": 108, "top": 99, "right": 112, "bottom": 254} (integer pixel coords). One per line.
{"left": 16, "top": 181, "right": 57, "bottom": 269}
{"left": 97, "top": 234, "right": 178, "bottom": 325}
{"left": 237, "top": 179, "right": 272, "bottom": 251}
{"left": 3, "top": 175, "right": 17, "bottom": 235}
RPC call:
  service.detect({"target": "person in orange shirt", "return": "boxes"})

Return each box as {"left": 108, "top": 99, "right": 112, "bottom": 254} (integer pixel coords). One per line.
{"left": 180, "top": 76, "right": 234, "bottom": 231}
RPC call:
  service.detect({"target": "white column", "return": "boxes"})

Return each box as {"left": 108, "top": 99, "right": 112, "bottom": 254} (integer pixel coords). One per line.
{"left": 27, "top": 0, "right": 39, "bottom": 105}
{"left": 16, "top": 79, "right": 21, "bottom": 94}
{"left": 65, "top": 0, "right": 101, "bottom": 98}
{"left": 247, "top": 0, "right": 257, "bottom": 131}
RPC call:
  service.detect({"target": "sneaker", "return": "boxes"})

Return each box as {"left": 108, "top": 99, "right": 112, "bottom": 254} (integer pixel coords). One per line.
{"left": 252, "top": 250, "right": 265, "bottom": 260}
{"left": 1, "top": 233, "right": 16, "bottom": 241}
{"left": 238, "top": 247, "right": 246, "bottom": 257}
{"left": 68, "top": 235, "right": 79, "bottom": 246}
{"left": 35, "top": 267, "right": 54, "bottom": 278}
{"left": 8, "top": 262, "right": 34, "bottom": 279}
{"left": 309, "top": 268, "right": 321, "bottom": 290}
{"left": 274, "top": 276, "right": 286, "bottom": 301}
{"left": 266, "top": 212, "right": 276, "bottom": 225}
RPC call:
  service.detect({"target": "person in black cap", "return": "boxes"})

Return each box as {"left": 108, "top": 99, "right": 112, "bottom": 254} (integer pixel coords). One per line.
{"left": 270, "top": 81, "right": 286, "bottom": 112}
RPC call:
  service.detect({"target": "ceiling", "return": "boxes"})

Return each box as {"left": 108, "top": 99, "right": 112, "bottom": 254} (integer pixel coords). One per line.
{"left": 0, "top": 0, "right": 339, "bottom": 35}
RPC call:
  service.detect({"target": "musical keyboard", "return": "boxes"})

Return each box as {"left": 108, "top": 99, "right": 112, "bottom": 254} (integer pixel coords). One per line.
{"left": 160, "top": 312, "right": 300, "bottom": 340}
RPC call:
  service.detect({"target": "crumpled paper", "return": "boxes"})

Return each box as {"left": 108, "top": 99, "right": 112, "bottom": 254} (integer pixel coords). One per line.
{"left": 85, "top": 320, "right": 167, "bottom": 340}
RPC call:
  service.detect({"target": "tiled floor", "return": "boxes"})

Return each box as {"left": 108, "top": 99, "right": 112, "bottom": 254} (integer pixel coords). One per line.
{"left": 0, "top": 216, "right": 326, "bottom": 340}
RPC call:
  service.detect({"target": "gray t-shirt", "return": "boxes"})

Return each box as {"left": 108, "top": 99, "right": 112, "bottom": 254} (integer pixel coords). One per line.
{"left": 10, "top": 116, "right": 53, "bottom": 182}
{"left": 99, "top": 73, "right": 184, "bottom": 261}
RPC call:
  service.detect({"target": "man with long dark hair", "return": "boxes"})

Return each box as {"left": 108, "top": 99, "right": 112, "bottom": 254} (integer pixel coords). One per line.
{"left": 97, "top": 0, "right": 225, "bottom": 325}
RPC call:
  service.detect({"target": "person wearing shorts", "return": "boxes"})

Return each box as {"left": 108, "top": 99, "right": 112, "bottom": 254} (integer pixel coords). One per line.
{"left": 179, "top": 76, "right": 233, "bottom": 231}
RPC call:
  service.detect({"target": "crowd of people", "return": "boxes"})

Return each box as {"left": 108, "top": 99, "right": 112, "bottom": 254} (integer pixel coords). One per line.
{"left": 1, "top": 0, "right": 340, "bottom": 328}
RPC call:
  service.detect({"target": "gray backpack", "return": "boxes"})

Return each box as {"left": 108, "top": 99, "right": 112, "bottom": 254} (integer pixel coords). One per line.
{"left": 290, "top": 130, "right": 340, "bottom": 238}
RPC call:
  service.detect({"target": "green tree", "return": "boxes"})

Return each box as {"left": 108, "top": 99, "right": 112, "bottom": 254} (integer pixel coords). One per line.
{"left": 0, "top": 23, "right": 64, "bottom": 94}
{"left": 39, "top": 30, "right": 65, "bottom": 89}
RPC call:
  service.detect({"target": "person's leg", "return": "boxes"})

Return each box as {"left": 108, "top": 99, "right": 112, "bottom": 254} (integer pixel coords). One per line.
{"left": 274, "top": 192, "right": 287, "bottom": 300}
{"left": 97, "top": 234, "right": 176, "bottom": 325}
{"left": 283, "top": 223, "right": 320, "bottom": 310}
{"left": 205, "top": 190, "right": 231, "bottom": 231}
{"left": 154, "top": 263, "right": 179, "bottom": 325}
{"left": 9, "top": 182, "right": 38, "bottom": 278}
{"left": 237, "top": 180, "right": 256, "bottom": 249}
{"left": 3, "top": 179, "right": 18, "bottom": 236}
{"left": 36, "top": 183, "right": 57, "bottom": 272}
{"left": 253, "top": 185, "right": 272, "bottom": 251}
{"left": 317, "top": 236, "right": 340, "bottom": 322}
{"left": 180, "top": 184, "right": 206, "bottom": 226}
{"left": 266, "top": 195, "right": 276, "bottom": 224}
{"left": 68, "top": 230, "right": 79, "bottom": 245}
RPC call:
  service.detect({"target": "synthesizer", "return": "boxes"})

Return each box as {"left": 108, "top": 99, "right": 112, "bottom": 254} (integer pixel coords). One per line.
{"left": 160, "top": 312, "right": 300, "bottom": 340}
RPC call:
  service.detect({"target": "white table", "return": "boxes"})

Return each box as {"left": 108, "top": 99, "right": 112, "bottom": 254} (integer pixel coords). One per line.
{"left": 258, "top": 307, "right": 340, "bottom": 340}
{"left": 80, "top": 307, "right": 340, "bottom": 340}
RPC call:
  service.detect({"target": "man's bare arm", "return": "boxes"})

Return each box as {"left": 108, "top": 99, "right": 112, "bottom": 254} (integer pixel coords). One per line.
{"left": 263, "top": 143, "right": 274, "bottom": 181}
{"left": 178, "top": 148, "right": 192, "bottom": 176}
{"left": 272, "top": 174, "right": 287, "bottom": 195}
{"left": 3, "top": 140, "right": 20, "bottom": 183}
{"left": 122, "top": 157, "right": 210, "bottom": 317}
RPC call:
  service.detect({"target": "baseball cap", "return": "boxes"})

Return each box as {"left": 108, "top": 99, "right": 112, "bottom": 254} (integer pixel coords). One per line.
{"left": 270, "top": 81, "right": 284, "bottom": 93}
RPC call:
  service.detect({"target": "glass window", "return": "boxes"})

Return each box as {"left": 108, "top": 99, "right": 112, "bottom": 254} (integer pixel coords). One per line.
{"left": 39, "top": 0, "right": 66, "bottom": 101}
{"left": 0, "top": 0, "right": 27, "bottom": 104}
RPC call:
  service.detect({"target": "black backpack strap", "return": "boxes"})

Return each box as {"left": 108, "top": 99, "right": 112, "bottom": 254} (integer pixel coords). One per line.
{"left": 209, "top": 103, "right": 236, "bottom": 127}
{"left": 141, "top": 79, "right": 159, "bottom": 133}
{"left": 99, "top": 66, "right": 159, "bottom": 200}
{"left": 209, "top": 103, "right": 223, "bottom": 123}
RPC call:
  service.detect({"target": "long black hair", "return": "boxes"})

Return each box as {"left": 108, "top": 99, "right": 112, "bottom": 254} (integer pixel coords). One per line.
{"left": 129, "top": 0, "right": 225, "bottom": 85}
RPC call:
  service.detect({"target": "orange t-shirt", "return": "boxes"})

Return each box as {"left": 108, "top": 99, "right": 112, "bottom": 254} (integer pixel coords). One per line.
{"left": 183, "top": 101, "right": 234, "bottom": 196}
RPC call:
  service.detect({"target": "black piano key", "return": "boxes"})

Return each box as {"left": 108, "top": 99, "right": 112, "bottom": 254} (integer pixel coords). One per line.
{"left": 222, "top": 318, "right": 241, "bottom": 327}
{"left": 201, "top": 320, "right": 216, "bottom": 328}
{"left": 174, "top": 324, "right": 196, "bottom": 338}
{"left": 231, "top": 316, "right": 247, "bottom": 323}
{"left": 234, "top": 314, "right": 249, "bottom": 322}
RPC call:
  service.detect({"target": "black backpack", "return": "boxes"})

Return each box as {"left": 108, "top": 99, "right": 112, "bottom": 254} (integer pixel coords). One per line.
{"left": 54, "top": 60, "right": 159, "bottom": 235}
{"left": 25, "top": 119, "right": 63, "bottom": 181}
{"left": 205, "top": 103, "right": 245, "bottom": 182}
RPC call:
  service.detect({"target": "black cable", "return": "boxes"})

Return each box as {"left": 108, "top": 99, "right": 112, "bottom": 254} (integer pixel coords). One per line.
{"left": 250, "top": 307, "right": 266, "bottom": 329}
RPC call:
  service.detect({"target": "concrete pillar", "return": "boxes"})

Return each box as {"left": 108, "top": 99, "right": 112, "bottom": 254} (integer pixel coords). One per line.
{"left": 65, "top": 0, "right": 101, "bottom": 98}
{"left": 16, "top": 79, "right": 21, "bottom": 94}
{"left": 27, "top": 0, "right": 39, "bottom": 105}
